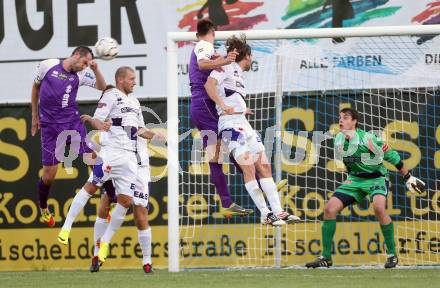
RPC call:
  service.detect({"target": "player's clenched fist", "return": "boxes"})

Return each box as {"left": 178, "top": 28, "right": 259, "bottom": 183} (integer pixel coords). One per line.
{"left": 225, "top": 48, "right": 239, "bottom": 64}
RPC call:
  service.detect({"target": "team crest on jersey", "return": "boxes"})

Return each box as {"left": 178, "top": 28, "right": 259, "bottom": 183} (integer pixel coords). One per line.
{"left": 121, "top": 107, "right": 137, "bottom": 113}
{"left": 58, "top": 73, "right": 68, "bottom": 80}
{"left": 116, "top": 97, "right": 123, "bottom": 105}
{"left": 84, "top": 72, "right": 94, "bottom": 80}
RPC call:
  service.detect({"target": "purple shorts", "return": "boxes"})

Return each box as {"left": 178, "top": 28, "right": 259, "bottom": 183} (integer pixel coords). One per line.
{"left": 40, "top": 119, "right": 93, "bottom": 166}
{"left": 190, "top": 98, "right": 220, "bottom": 148}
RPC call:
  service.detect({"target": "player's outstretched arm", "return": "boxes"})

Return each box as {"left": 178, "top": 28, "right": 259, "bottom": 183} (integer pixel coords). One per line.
{"left": 89, "top": 60, "right": 107, "bottom": 90}
{"left": 198, "top": 49, "right": 239, "bottom": 70}
{"left": 204, "top": 77, "right": 234, "bottom": 114}
{"left": 381, "top": 141, "right": 425, "bottom": 193}
{"left": 31, "top": 82, "right": 40, "bottom": 136}
{"left": 80, "top": 114, "right": 110, "bottom": 131}
{"left": 137, "top": 127, "right": 166, "bottom": 142}
{"left": 400, "top": 166, "right": 425, "bottom": 194}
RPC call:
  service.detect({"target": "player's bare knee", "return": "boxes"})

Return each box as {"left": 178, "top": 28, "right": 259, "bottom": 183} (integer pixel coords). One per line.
{"left": 134, "top": 206, "right": 149, "bottom": 229}
{"left": 324, "top": 203, "right": 339, "bottom": 219}
{"left": 256, "top": 163, "right": 271, "bottom": 178}
{"left": 82, "top": 152, "right": 96, "bottom": 165}
{"left": 42, "top": 166, "right": 57, "bottom": 184}
{"left": 117, "top": 195, "right": 133, "bottom": 208}
{"left": 83, "top": 182, "right": 98, "bottom": 195}
{"left": 373, "top": 204, "right": 386, "bottom": 219}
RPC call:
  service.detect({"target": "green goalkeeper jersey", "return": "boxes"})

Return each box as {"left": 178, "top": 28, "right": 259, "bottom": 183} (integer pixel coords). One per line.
{"left": 334, "top": 128, "right": 403, "bottom": 178}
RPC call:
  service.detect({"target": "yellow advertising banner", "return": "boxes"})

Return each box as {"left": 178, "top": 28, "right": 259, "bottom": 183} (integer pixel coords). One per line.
{"left": 1, "top": 221, "right": 439, "bottom": 271}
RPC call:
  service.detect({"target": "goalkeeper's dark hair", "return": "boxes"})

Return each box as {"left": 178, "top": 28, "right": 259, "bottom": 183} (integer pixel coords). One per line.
{"left": 71, "top": 46, "right": 94, "bottom": 59}
{"left": 226, "top": 34, "right": 251, "bottom": 62}
{"left": 196, "top": 19, "right": 215, "bottom": 37}
{"left": 340, "top": 107, "right": 360, "bottom": 127}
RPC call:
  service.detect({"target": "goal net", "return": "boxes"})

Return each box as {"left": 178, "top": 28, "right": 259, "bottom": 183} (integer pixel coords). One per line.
{"left": 167, "top": 26, "right": 440, "bottom": 271}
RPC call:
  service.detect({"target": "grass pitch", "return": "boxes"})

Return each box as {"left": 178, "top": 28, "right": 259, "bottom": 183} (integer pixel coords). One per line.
{"left": 1, "top": 268, "right": 438, "bottom": 288}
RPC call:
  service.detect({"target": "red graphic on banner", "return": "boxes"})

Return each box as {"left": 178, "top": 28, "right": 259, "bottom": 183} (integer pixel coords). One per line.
{"left": 412, "top": 1, "right": 440, "bottom": 24}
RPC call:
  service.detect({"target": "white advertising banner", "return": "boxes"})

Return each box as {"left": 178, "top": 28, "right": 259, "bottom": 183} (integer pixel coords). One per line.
{"left": 1, "top": 0, "right": 440, "bottom": 103}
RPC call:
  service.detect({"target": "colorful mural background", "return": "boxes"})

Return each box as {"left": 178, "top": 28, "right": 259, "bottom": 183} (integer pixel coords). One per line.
{"left": 0, "top": 1, "right": 440, "bottom": 103}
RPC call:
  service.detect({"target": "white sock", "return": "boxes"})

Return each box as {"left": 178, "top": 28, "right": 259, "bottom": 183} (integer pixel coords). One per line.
{"left": 62, "top": 188, "right": 92, "bottom": 230}
{"left": 259, "top": 178, "right": 283, "bottom": 214}
{"left": 245, "top": 180, "right": 270, "bottom": 217}
{"left": 93, "top": 217, "right": 108, "bottom": 256}
{"left": 101, "top": 203, "right": 128, "bottom": 243}
{"left": 138, "top": 228, "right": 152, "bottom": 265}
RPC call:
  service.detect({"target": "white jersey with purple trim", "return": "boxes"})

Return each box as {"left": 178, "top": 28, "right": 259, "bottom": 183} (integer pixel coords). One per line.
{"left": 93, "top": 88, "right": 145, "bottom": 152}
{"left": 209, "top": 62, "right": 247, "bottom": 116}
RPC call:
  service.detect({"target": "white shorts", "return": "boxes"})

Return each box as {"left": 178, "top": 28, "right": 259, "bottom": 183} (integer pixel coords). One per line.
{"left": 219, "top": 114, "right": 265, "bottom": 159}
{"left": 133, "top": 165, "right": 150, "bottom": 208}
{"left": 87, "top": 146, "right": 137, "bottom": 198}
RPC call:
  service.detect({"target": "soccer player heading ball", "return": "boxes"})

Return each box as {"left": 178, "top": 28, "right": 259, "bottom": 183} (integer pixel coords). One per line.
{"left": 205, "top": 35, "right": 300, "bottom": 225}
{"left": 306, "top": 108, "right": 425, "bottom": 269}
{"left": 32, "top": 46, "right": 106, "bottom": 227}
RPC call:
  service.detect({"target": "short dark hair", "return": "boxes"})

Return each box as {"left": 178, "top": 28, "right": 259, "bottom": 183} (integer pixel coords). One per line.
{"left": 226, "top": 34, "right": 251, "bottom": 62}
{"left": 196, "top": 19, "right": 215, "bottom": 37}
{"left": 340, "top": 107, "right": 360, "bottom": 127}
{"left": 71, "top": 46, "right": 94, "bottom": 59}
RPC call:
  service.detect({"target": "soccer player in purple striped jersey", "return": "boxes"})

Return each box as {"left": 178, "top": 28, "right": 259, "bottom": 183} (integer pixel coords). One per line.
{"left": 31, "top": 46, "right": 106, "bottom": 227}
{"left": 189, "top": 19, "right": 254, "bottom": 216}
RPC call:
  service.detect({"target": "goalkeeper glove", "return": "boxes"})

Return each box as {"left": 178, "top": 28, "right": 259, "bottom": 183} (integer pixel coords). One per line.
{"left": 403, "top": 172, "right": 425, "bottom": 194}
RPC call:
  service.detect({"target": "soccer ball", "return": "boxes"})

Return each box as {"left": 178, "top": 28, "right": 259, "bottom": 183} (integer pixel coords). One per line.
{"left": 94, "top": 37, "right": 119, "bottom": 60}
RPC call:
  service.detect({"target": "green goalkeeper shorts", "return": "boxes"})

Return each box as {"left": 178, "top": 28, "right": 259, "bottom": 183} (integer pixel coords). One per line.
{"left": 335, "top": 175, "right": 388, "bottom": 203}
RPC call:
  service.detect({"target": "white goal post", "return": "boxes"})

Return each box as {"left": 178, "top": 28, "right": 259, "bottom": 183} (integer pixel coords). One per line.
{"left": 167, "top": 25, "right": 440, "bottom": 272}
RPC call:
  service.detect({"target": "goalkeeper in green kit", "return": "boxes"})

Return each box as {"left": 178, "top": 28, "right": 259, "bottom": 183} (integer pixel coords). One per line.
{"left": 305, "top": 108, "right": 425, "bottom": 269}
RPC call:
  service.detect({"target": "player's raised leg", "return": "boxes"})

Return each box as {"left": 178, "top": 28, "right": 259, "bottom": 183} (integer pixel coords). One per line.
{"left": 58, "top": 182, "right": 95, "bottom": 244}
{"left": 231, "top": 147, "right": 284, "bottom": 226}
{"left": 98, "top": 193, "right": 133, "bottom": 263}
{"left": 254, "top": 151, "right": 300, "bottom": 224}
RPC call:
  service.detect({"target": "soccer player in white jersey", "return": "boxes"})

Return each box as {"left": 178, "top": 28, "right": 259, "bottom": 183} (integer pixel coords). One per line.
{"left": 56, "top": 67, "right": 161, "bottom": 264}
{"left": 87, "top": 135, "right": 154, "bottom": 273}
{"left": 205, "top": 35, "right": 300, "bottom": 226}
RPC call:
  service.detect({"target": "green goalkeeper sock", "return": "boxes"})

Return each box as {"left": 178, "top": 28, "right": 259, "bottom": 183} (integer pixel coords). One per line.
{"left": 322, "top": 219, "right": 336, "bottom": 259}
{"left": 381, "top": 222, "right": 396, "bottom": 255}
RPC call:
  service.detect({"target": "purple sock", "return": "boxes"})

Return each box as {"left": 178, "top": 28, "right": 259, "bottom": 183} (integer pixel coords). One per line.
{"left": 37, "top": 177, "right": 51, "bottom": 209}
{"left": 209, "top": 162, "right": 233, "bottom": 208}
